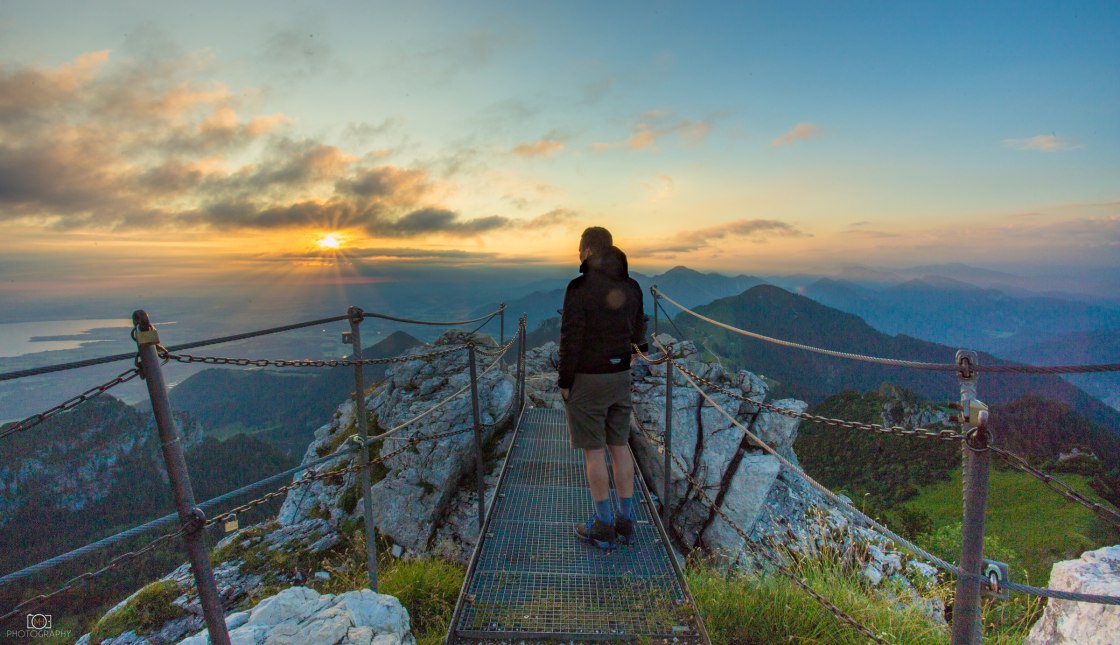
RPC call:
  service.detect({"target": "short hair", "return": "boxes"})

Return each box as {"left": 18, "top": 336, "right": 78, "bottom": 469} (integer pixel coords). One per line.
{"left": 580, "top": 226, "right": 613, "bottom": 255}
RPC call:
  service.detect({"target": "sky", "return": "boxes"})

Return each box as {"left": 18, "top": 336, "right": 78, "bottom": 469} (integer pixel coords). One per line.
{"left": 1, "top": 0, "right": 1117, "bottom": 301}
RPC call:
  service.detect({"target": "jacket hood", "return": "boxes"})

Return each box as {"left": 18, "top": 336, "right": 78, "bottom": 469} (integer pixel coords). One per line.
{"left": 580, "top": 245, "right": 629, "bottom": 280}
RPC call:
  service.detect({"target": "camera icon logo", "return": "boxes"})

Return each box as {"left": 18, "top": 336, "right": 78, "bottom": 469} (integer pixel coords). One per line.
{"left": 27, "top": 613, "right": 51, "bottom": 630}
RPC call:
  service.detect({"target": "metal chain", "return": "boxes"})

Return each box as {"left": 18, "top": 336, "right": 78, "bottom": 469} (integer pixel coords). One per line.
{"left": 990, "top": 446, "right": 1120, "bottom": 526}
{"left": 158, "top": 344, "right": 467, "bottom": 369}
{"left": 0, "top": 367, "right": 142, "bottom": 441}
{"left": 669, "top": 360, "right": 965, "bottom": 442}
{"left": 632, "top": 417, "right": 891, "bottom": 644}
{"left": 0, "top": 526, "right": 186, "bottom": 623}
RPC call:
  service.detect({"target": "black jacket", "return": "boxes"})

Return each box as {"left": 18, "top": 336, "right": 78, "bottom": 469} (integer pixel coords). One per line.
{"left": 557, "top": 246, "right": 647, "bottom": 389}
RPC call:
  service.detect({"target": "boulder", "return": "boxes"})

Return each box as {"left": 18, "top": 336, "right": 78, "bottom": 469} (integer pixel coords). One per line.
{"left": 1026, "top": 545, "right": 1120, "bottom": 644}
{"left": 176, "top": 586, "right": 414, "bottom": 645}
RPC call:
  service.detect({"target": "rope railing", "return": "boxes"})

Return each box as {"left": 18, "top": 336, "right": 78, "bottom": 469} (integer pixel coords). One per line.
{"left": 0, "top": 305, "right": 508, "bottom": 382}
{"left": 631, "top": 416, "right": 890, "bottom": 644}
{"left": 0, "top": 421, "right": 481, "bottom": 621}
{"left": 652, "top": 286, "right": 1120, "bottom": 375}
{"left": 0, "top": 321, "right": 522, "bottom": 625}
{"left": 645, "top": 339, "right": 1120, "bottom": 606}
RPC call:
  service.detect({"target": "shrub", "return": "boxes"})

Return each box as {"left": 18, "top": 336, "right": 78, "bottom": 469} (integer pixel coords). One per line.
{"left": 88, "top": 580, "right": 186, "bottom": 643}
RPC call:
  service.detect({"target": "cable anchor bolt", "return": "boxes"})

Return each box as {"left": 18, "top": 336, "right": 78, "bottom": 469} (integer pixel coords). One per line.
{"left": 185, "top": 507, "right": 207, "bottom": 535}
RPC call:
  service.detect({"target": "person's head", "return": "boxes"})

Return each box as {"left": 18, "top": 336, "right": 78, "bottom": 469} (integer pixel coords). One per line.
{"left": 579, "top": 226, "right": 613, "bottom": 262}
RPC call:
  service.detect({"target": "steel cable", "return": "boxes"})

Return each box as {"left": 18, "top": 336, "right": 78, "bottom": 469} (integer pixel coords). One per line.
{"left": 654, "top": 287, "right": 1120, "bottom": 375}
{"left": 0, "top": 306, "right": 508, "bottom": 382}
{"left": 653, "top": 338, "right": 1120, "bottom": 605}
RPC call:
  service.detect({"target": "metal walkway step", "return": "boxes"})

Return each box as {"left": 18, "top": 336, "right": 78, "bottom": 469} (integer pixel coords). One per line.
{"left": 448, "top": 407, "right": 709, "bottom": 643}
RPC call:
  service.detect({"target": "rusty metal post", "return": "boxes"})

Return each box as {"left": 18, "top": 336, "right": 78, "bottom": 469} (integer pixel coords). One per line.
{"left": 132, "top": 311, "right": 231, "bottom": 645}
{"left": 499, "top": 304, "right": 505, "bottom": 346}
{"left": 652, "top": 286, "right": 660, "bottom": 337}
{"left": 952, "top": 349, "right": 989, "bottom": 645}
{"left": 663, "top": 356, "right": 674, "bottom": 529}
{"left": 348, "top": 307, "right": 379, "bottom": 591}
{"left": 518, "top": 314, "right": 527, "bottom": 414}
{"left": 468, "top": 344, "right": 487, "bottom": 532}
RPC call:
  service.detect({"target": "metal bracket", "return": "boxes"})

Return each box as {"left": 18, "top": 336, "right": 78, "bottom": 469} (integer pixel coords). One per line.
{"left": 186, "top": 507, "right": 207, "bottom": 534}
{"left": 982, "top": 559, "right": 1010, "bottom": 600}
{"left": 341, "top": 331, "right": 354, "bottom": 345}
{"left": 956, "top": 349, "right": 978, "bottom": 380}
{"left": 348, "top": 306, "right": 365, "bottom": 324}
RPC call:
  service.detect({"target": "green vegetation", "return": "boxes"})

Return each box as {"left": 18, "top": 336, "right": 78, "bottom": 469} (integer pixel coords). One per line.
{"left": 905, "top": 468, "right": 1119, "bottom": 586}
{"left": 87, "top": 580, "right": 186, "bottom": 644}
{"left": 315, "top": 530, "right": 465, "bottom": 645}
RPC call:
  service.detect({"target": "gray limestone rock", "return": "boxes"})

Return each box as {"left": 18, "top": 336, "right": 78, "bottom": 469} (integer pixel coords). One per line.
{"left": 1026, "top": 545, "right": 1120, "bottom": 644}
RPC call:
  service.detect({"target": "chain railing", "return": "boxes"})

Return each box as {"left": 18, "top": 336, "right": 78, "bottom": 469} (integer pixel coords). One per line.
{"left": 990, "top": 446, "right": 1120, "bottom": 526}
{"left": 0, "top": 367, "right": 141, "bottom": 440}
{"left": 631, "top": 415, "right": 890, "bottom": 644}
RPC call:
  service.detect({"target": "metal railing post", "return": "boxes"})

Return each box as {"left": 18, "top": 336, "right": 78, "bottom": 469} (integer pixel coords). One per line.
{"left": 952, "top": 349, "right": 989, "bottom": 645}
{"left": 517, "top": 314, "right": 527, "bottom": 414}
{"left": 663, "top": 356, "right": 674, "bottom": 529}
{"left": 348, "top": 306, "right": 379, "bottom": 591}
{"left": 652, "top": 286, "right": 660, "bottom": 337}
{"left": 132, "top": 311, "right": 231, "bottom": 645}
{"left": 468, "top": 344, "right": 487, "bottom": 532}
{"left": 499, "top": 304, "right": 505, "bottom": 346}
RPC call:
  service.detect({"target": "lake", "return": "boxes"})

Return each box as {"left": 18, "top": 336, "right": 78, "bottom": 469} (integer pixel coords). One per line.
{"left": 0, "top": 319, "right": 134, "bottom": 358}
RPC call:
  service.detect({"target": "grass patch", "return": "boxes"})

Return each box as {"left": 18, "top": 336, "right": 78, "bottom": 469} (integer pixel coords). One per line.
{"left": 87, "top": 580, "right": 186, "bottom": 643}
{"left": 905, "top": 467, "right": 1119, "bottom": 586}
{"left": 315, "top": 529, "right": 465, "bottom": 645}
{"left": 688, "top": 553, "right": 949, "bottom": 644}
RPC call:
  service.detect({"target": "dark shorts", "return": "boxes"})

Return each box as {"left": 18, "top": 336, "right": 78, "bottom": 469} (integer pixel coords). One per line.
{"left": 563, "top": 371, "right": 632, "bottom": 449}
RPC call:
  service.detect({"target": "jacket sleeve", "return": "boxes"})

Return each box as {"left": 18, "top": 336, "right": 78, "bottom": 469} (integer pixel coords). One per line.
{"left": 557, "top": 281, "right": 584, "bottom": 389}
{"left": 631, "top": 280, "right": 648, "bottom": 353}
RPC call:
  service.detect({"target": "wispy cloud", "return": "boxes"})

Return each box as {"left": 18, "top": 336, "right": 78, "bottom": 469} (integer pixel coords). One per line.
{"left": 512, "top": 139, "right": 564, "bottom": 158}
{"left": 634, "top": 218, "right": 809, "bottom": 257}
{"left": 1002, "top": 134, "right": 1083, "bottom": 152}
{"left": 771, "top": 122, "right": 820, "bottom": 147}
{"left": 592, "top": 111, "right": 713, "bottom": 152}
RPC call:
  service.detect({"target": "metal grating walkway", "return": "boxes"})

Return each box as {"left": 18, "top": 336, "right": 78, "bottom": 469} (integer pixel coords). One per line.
{"left": 448, "top": 407, "right": 709, "bottom": 643}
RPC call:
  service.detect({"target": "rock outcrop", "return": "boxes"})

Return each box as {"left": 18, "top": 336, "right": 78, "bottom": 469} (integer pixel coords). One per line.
{"left": 1026, "top": 545, "right": 1120, "bottom": 644}
{"left": 174, "top": 587, "right": 414, "bottom": 645}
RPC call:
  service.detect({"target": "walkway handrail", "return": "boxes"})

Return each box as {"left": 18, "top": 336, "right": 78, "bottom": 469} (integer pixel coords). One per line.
{"left": 652, "top": 286, "right": 1120, "bottom": 375}
{"left": 651, "top": 338, "right": 1120, "bottom": 606}
{"left": 0, "top": 305, "right": 507, "bottom": 382}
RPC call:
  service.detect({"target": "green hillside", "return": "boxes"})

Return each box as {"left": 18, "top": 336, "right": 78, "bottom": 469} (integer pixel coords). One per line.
{"left": 905, "top": 468, "right": 1119, "bottom": 586}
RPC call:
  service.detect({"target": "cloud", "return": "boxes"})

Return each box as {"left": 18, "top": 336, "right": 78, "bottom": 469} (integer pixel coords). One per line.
{"left": 594, "top": 111, "right": 714, "bottom": 152}
{"left": 771, "top": 123, "right": 821, "bottom": 147}
{"left": 512, "top": 139, "right": 564, "bottom": 158}
{"left": 522, "top": 208, "right": 578, "bottom": 229}
{"left": 1002, "top": 134, "right": 1082, "bottom": 152}
{"left": 635, "top": 218, "right": 809, "bottom": 257}
{"left": 0, "top": 50, "right": 574, "bottom": 242}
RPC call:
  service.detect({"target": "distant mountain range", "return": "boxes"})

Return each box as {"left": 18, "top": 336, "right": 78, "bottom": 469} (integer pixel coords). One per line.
{"left": 472, "top": 265, "right": 764, "bottom": 332}
{"left": 672, "top": 285, "right": 1120, "bottom": 435}
{"left": 801, "top": 276, "right": 1120, "bottom": 356}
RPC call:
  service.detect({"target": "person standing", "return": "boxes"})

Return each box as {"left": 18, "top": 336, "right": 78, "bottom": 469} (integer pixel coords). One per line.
{"left": 558, "top": 226, "right": 647, "bottom": 550}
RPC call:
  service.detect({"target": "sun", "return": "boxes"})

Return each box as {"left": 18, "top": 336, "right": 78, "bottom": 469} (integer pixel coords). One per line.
{"left": 316, "top": 233, "right": 344, "bottom": 250}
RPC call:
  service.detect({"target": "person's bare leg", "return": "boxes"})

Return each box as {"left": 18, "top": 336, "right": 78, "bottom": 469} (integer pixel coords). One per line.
{"left": 606, "top": 444, "right": 634, "bottom": 500}
{"left": 584, "top": 448, "right": 610, "bottom": 502}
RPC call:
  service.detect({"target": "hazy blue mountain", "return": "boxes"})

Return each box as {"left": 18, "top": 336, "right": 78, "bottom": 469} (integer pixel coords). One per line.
{"left": 801, "top": 276, "right": 1120, "bottom": 356}
{"left": 1006, "top": 329, "right": 1120, "bottom": 412}
{"left": 673, "top": 285, "right": 1120, "bottom": 435}
{"left": 472, "top": 265, "right": 765, "bottom": 332}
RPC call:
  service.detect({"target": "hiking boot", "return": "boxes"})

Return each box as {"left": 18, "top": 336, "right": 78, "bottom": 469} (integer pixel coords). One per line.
{"left": 614, "top": 514, "right": 634, "bottom": 545}
{"left": 575, "top": 517, "right": 615, "bottom": 550}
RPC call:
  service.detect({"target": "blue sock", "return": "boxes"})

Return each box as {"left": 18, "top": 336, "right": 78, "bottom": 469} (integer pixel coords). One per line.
{"left": 617, "top": 496, "right": 633, "bottom": 520}
{"left": 594, "top": 499, "right": 613, "bottom": 524}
